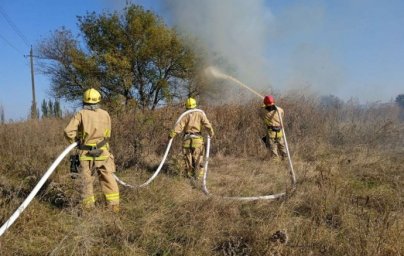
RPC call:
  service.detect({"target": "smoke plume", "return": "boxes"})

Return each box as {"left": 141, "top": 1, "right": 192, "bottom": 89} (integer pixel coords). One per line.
{"left": 163, "top": 0, "right": 274, "bottom": 97}
{"left": 162, "top": 0, "right": 350, "bottom": 101}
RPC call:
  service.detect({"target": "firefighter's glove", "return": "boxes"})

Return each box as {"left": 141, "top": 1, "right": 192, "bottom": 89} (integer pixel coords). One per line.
{"left": 69, "top": 154, "right": 80, "bottom": 179}
{"left": 168, "top": 130, "right": 177, "bottom": 139}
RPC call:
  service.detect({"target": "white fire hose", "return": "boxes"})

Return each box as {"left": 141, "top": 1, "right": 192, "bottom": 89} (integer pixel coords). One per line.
{"left": 115, "top": 106, "right": 297, "bottom": 201}
{"left": 0, "top": 110, "right": 204, "bottom": 237}
{"left": 0, "top": 107, "right": 296, "bottom": 237}
{"left": 201, "top": 106, "right": 296, "bottom": 201}
{"left": 112, "top": 137, "right": 173, "bottom": 189}
{"left": 278, "top": 107, "right": 297, "bottom": 186}
{"left": 113, "top": 108, "right": 207, "bottom": 188}
{"left": 203, "top": 66, "right": 297, "bottom": 199}
{"left": 0, "top": 142, "right": 78, "bottom": 238}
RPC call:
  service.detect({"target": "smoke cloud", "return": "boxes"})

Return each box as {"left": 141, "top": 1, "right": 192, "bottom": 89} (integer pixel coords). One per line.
{"left": 268, "top": 1, "right": 346, "bottom": 97}
{"left": 161, "top": 0, "right": 346, "bottom": 100}
{"left": 162, "top": 0, "right": 274, "bottom": 96}
{"left": 102, "top": 0, "right": 404, "bottom": 103}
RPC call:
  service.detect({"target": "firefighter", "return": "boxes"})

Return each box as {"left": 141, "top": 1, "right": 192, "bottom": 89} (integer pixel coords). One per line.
{"left": 169, "top": 97, "right": 214, "bottom": 180}
{"left": 262, "top": 95, "right": 287, "bottom": 160}
{"left": 64, "top": 88, "right": 120, "bottom": 213}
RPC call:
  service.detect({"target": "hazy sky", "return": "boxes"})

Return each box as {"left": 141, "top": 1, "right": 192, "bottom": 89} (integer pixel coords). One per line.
{"left": 1, "top": 0, "right": 403, "bottom": 120}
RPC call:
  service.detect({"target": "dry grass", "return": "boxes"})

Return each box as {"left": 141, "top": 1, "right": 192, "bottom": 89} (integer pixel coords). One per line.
{"left": 0, "top": 96, "right": 403, "bottom": 255}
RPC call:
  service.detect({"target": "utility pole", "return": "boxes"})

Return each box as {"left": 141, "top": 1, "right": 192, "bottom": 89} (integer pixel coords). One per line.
{"left": 28, "top": 45, "right": 37, "bottom": 119}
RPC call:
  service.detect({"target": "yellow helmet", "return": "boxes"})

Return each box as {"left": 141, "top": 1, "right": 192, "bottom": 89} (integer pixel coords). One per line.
{"left": 185, "top": 97, "right": 197, "bottom": 109}
{"left": 83, "top": 88, "right": 101, "bottom": 104}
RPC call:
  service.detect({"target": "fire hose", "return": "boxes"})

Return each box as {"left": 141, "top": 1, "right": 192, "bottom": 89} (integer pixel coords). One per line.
{"left": 0, "top": 109, "right": 202, "bottom": 237}
{"left": 114, "top": 106, "right": 296, "bottom": 201}
{"left": 0, "top": 108, "right": 296, "bottom": 237}
{"left": 201, "top": 106, "right": 296, "bottom": 201}
{"left": 0, "top": 142, "right": 78, "bottom": 238}
{"left": 112, "top": 108, "right": 207, "bottom": 188}
{"left": 202, "top": 66, "right": 296, "bottom": 200}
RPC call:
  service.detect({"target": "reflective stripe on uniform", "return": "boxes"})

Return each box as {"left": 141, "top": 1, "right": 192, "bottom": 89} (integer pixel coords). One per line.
{"left": 183, "top": 135, "right": 204, "bottom": 148}
{"left": 83, "top": 195, "right": 96, "bottom": 205}
{"left": 79, "top": 155, "right": 109, "bottom": 161}
{"left": 105, "top": 192, "right": 119, "bottom": 202}
{"left": 268, "top": 130, "right": 283, "bottom": 139}
{"left": 104, "top": 129, "right": 111, "bottom": 138}
{"left": 197, "top": 169, "right": 204, "bottom": 180}
{"left": 79, "top": 143, "right": 109, "bottom": 161}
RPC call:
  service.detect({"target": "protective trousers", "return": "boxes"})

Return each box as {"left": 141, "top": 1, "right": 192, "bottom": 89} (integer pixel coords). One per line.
{"left": 79, "top": 156, "right": 119, "bottom": 208}
{"left": 182, "top": 138, "right": 205, "bottom": 179}
{"left": 266, "top": 130, "right": 287, "bottom": 159}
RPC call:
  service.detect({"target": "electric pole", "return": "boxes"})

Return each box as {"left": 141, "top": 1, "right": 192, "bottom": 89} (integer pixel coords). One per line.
{"left": 28, "top": 45, "right": 37, "bottom": 119}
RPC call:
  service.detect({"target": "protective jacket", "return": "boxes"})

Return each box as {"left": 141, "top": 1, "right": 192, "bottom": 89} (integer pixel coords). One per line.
{"left": 262, "top": 106, "right": 284, "bottom": 139}
{"left": 263, "top": 106, "right": 284, "bottom": 127}
{"left": 172, "top": 111, "right": 214, "bottom": 137}
{"left": 64, "top": 106, "right": 112, "bottom": 161}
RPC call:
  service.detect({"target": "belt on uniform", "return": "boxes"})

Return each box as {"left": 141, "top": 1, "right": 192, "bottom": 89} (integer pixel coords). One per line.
{"left": 78, "top": 138, "right": 108, "bottom": 150}
{"left": 268, "top": 126, "right": 282, "bottom": 132}
{"left": 183, "top": 132, "right": 202, "bottom": 140}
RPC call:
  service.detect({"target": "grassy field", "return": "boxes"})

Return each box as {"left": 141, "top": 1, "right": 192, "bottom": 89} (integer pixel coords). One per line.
{"left": 0, "top": 96, "right": 403, "bottom": 255}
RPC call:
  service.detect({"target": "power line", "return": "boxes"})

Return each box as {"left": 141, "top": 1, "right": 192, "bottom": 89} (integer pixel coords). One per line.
{"left": 0, "top": 5, "right": 30, "bottom": 47}
{"left": 0, "top": 32, "right": 24, "bottom": 55}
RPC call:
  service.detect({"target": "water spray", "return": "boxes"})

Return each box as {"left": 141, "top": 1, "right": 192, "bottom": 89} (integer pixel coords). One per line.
{"left": 117, "top": 66, "right": 297, "bottom": 200}
{"left": 203, "top": 66, "right": 297, "bottom": 200}
{"left": 205, "top": 66, "right": 264, "bottom": 99}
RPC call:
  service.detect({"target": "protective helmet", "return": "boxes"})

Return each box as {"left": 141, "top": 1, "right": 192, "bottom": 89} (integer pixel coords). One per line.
{"left": 263, "top": 95, "right": 275, "bottom": 106}
{"left": 83, "top": 88, "right": 101, "bottom": 104}
{"left": 185, "top": 97, "right": 197, "bottom": 109}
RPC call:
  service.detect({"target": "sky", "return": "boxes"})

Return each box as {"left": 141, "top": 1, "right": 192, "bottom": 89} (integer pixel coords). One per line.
{"left": 0, "top": 0, "right": 403, "bottom": 120}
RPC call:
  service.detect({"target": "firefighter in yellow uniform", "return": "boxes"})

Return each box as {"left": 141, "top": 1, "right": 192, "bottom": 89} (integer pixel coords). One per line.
{"left": 169, "top": 97, "right": 214, "bottom": 180}
{"left": 64, "top": 88, "right": 120, "bottom": 212}
{"left": 262, "top": 95, "right": 287, "bottom": 160}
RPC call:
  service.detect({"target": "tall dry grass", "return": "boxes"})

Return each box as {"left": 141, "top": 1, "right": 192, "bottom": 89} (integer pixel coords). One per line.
{"left": 0, "top": 96, "right": 403, "bottom": 255}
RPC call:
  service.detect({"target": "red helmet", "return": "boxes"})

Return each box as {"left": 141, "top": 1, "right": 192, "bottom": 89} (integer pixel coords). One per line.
{"left": 263, "top": 95, "right": 275, "bottom": 106}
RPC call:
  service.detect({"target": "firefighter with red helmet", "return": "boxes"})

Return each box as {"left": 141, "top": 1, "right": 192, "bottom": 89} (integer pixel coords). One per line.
{"left": 262, "top": 95, "right": 287, "bottom": 160}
